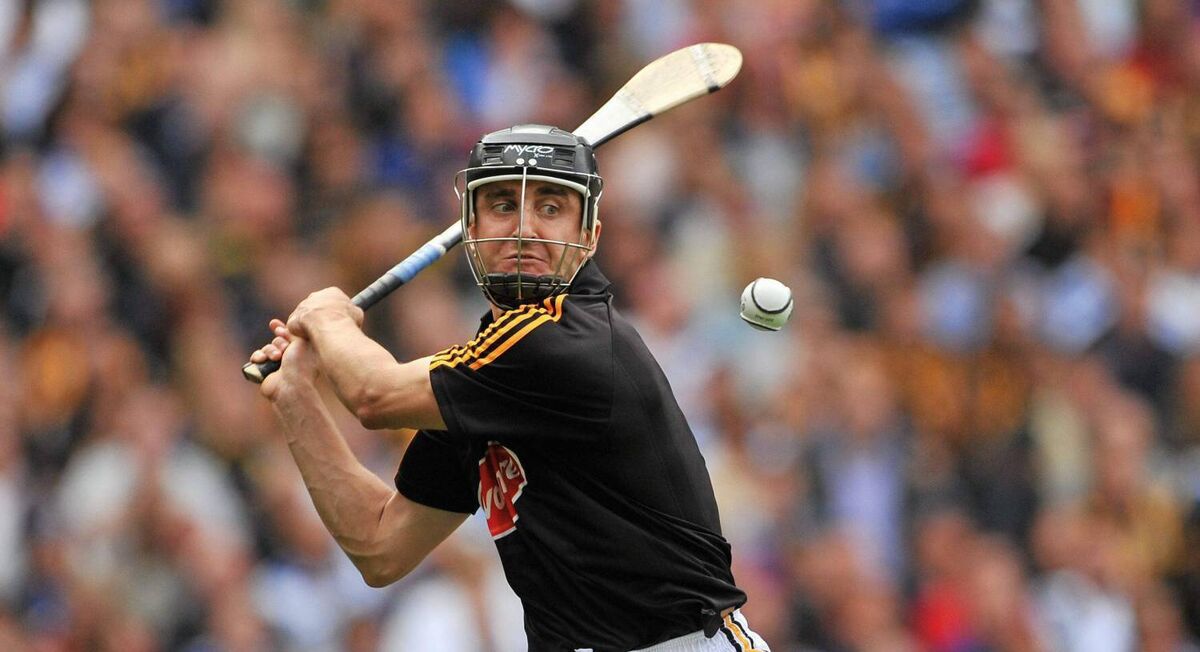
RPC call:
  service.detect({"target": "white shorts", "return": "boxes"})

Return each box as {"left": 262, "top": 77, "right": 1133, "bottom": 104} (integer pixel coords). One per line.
{"left": 627, "top": 609, "right": 771, "bottom": 652}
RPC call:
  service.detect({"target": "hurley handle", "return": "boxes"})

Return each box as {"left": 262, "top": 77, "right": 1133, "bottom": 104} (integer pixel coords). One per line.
{"left": 242, "top": 222, "right": 463, "bottom": 384}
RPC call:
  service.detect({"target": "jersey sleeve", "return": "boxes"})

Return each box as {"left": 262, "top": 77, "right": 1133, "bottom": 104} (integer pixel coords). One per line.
{"left": 427, "top": 295, "right": 612, "bottom": 444}
{"left": 394, "top": 430, "right": 479, "bottom": 514}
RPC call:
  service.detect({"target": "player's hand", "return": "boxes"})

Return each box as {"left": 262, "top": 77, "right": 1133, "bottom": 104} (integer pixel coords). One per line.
{"left": 286, "top": 288, "right": 364, "bottom": 339}
{"left": 249, "top": 318, "right": 292, "bottom": 365}
{"left": 256, "top": 320, "right": 320, "bottom": 400}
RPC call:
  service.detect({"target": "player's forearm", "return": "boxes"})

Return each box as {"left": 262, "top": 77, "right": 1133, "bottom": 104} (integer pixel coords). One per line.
{"left": 300, "top": 315, "right": 442, "bottom": 430}
{"left": 299, "top": 314, "right": 394, "bottom": 409}
{"left": 268, "top": 380, "right": 397, "bottom": 558}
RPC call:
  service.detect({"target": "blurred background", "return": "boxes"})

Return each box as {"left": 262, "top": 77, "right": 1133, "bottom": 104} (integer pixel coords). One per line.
{"left": 2, "top": 0, "right": 1200, "bottom": 650}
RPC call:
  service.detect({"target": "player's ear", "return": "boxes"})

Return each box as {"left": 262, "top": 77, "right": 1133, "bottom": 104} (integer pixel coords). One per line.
{"left": 588, "top": 219, "right": 602, "bottom": 257}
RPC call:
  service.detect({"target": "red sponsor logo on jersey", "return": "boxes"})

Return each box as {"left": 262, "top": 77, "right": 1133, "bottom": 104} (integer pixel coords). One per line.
{"left": 478, "top": 442, "right": 528, "bottom": 539}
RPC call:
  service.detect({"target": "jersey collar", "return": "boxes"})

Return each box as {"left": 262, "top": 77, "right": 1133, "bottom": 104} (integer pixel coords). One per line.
{"left": 477, "top": 260, "right": 611, "bottom": 330}
{"left": 568, "top": 259, "right": 612, "bottom": 297}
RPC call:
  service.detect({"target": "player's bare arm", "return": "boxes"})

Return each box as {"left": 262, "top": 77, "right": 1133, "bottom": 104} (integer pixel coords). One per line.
{"left": 242, "top": 43, "right": 742, "bottom": 388}
{"left": 245, "top": 45, "right": 772, "bottom": 650}
{"left": 259, "top": 337, "right": 465, "bottom": 586}
{"left": 272, "top": 288, "right": 446, "bottom": 431}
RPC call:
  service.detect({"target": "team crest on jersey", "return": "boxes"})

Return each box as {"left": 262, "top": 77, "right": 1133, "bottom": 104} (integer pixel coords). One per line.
{"left": 478, "top": 442, "right": 528, "bottom": 539}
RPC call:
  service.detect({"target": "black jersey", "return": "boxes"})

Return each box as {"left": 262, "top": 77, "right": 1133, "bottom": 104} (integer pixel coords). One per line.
{"left": 394, "top": 261, "right": 745, "bottom": 651}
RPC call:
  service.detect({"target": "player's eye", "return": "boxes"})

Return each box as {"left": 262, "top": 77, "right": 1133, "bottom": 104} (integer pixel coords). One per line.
{"left": 491, "top": 201, "right": 516, "bottom": 213}
{"left": 540, "top": 203, "right": 561, "bottom": 217}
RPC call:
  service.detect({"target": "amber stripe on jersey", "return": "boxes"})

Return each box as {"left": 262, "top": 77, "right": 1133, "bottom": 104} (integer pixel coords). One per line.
{"left": 432, "top": 302, "right": 542, "bottom": 365}
{"left": 429, "top": 295, "right": 566, "bottom": 372}
{"left": 429, "top": 310, "right": 539, "bottom": 370}
{"left": 430, "top": 299, "right": 552, "bottom": 368}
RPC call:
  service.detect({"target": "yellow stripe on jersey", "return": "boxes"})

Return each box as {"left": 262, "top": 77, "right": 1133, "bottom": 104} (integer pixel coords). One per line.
{"left": 431, "top": 302, "right": 542, "bottom": 364}
{"left": 430, "top": 300, "right": 551, "bottom": 368}
{"left": 431, "top": 295, "right": 563, "bottom": 371}
{"left": 429, "top": 294, "right": 566, "bottom": 372}
{"left": 431, "top": 311, "right": 538, "bottom": 369}
{"left": 467, "top": 312, "right": 551, "bottom": 370}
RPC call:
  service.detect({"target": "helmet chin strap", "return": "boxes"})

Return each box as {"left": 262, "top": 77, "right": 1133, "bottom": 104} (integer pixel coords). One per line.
{"left": 483, "top": 272, "right": 565, "bottom": 310}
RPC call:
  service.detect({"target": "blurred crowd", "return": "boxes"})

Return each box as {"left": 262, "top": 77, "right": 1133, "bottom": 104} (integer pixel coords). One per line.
{"left": 2, "top": 0, "right": 1200, "bottom": 650}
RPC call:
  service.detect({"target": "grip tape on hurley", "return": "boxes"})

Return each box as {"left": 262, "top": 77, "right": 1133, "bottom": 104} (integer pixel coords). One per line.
{"left": 242, "top": 223, "right": 462, "bottom": 384}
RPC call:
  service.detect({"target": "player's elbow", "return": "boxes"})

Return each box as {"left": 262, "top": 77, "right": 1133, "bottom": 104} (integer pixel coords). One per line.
{"left": 349, "top": 360, "right": 441, "bottom": 431}
{"left": 354, "top": 403, "right": 389, "bottom": 430}
{"left": 360, "top": 566, "right": 400, "bottom": 588}
{"left": 352, "top": 384, "right": 396, "bottom": 430}
{"left": 353, "top": 553, "right": 418, "bottom": 588}
{"left": 360, "top": 568, "right": 394, "bottom": 588}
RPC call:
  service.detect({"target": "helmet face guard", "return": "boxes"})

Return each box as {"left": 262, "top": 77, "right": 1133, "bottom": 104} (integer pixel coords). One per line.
{"left": 455, "top": 125, "right": 604, "bottom": 310}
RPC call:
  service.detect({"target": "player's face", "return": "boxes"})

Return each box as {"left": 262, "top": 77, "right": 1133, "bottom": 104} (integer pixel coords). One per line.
{"left": 470, "top": 179, "right": 592, "bottom": 278}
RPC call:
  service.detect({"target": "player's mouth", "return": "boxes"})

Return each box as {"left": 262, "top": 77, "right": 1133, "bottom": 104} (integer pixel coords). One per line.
{"left": 497, "top": 253, "right": 552, "bottom": 275}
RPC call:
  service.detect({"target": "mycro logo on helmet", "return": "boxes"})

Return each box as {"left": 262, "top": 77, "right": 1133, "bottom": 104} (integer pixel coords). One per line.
{"left": 504, "top": 145, "right": 555, "bottom": 155}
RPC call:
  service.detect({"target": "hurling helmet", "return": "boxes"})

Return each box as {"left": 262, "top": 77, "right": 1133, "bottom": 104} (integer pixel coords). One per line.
{"left": 455, "top": 124, "right": 603, "bottom": 309}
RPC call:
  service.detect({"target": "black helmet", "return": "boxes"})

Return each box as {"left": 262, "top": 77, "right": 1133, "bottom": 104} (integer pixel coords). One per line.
{"left": 456, "top": 125, "right": 604, "bottom": 309}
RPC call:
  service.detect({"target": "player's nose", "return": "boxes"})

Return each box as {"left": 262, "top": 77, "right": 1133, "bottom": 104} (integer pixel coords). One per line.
{"left": 511, "top": 206, "right": 542, "bottom": 237}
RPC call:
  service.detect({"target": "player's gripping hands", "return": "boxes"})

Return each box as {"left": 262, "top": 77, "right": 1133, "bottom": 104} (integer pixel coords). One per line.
{"left": 283, "top": 288, "right": 364, "bottom": 340}
{"left": 250, "top": 322, "right": 315, "bottom": 401}
{"left": 248, "top": 288, "right": 364, "bottom": 400}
